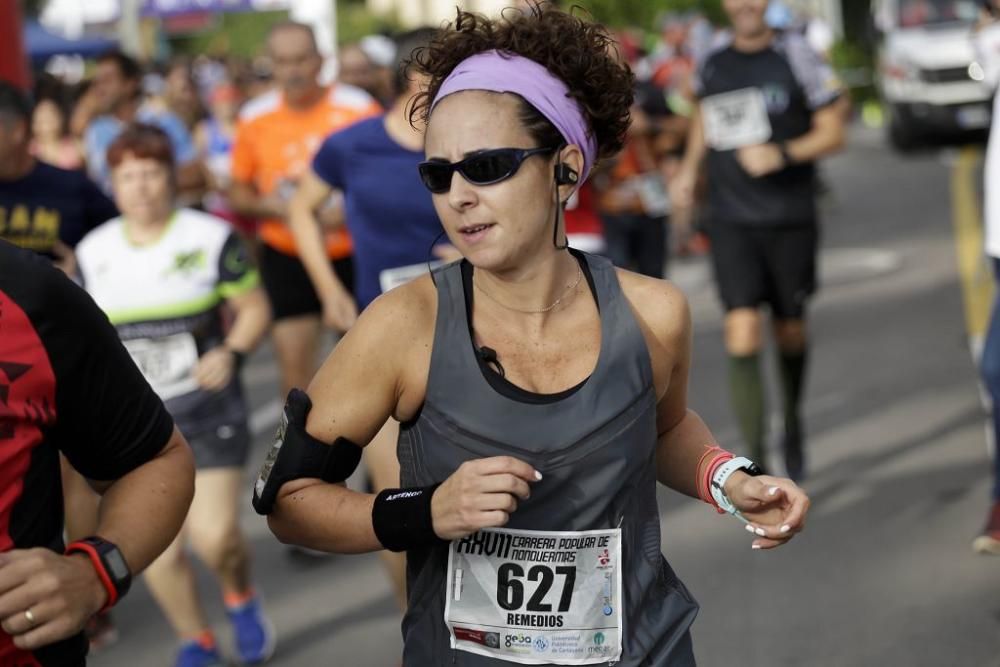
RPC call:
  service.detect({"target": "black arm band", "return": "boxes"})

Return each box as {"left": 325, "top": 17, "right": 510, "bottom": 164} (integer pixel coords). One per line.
{"left": 252, "top": 388, "right": 363, "bottom": 515}
{"left": 372, "top": 484, "right": 445, "bottom": 552}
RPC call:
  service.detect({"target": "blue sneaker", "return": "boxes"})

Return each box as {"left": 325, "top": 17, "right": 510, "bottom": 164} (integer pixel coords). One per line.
{"left": 175, "top": 640, "right": 223, "bottom": 667}
{"left": 227, "top": 596, "right": 276, "bottom": 664}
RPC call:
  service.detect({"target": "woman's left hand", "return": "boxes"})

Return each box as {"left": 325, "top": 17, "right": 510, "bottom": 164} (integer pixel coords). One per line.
{"left": 724, "top": 473, "right": 810, "bottom": 550}
{"left": 193, "top": 347, "right": 235, "bottom": 392}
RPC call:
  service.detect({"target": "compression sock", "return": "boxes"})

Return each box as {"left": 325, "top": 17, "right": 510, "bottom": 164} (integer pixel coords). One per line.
{"left": 728, "top": 353, "right": 766, "bottom": 467}
{"left": 778, "top": 347, "right": 808, "bottom": 480}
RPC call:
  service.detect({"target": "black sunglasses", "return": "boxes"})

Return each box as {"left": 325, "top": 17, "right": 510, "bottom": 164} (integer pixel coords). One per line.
{"left": 418, "top": 146, "right": 557, "bottom": 194}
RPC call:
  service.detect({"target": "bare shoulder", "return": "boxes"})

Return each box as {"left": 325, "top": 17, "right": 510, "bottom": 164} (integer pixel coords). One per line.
{"left": 305, "top": 273, "right": 439, "bottom": 436}
{"left": 615, "top": 268, "right": 690, "bottom": 348}
{"left": 343, "top": 273, "right": 438, "bottom": 355}
{"left": 373, "top": 272, "right": 437, "bottom": 321}
{"left": 350, "top": 273, "right": 439, "bottom": 420}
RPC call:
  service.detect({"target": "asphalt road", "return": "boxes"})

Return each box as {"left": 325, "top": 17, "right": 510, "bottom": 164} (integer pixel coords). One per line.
{"left": 92, "top": 126, "right": 1000, "bottom": 667}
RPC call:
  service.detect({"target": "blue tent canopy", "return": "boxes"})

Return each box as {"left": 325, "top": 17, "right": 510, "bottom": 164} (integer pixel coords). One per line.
{"left": 23, "top": 21, "right": 117, "bottom": 64}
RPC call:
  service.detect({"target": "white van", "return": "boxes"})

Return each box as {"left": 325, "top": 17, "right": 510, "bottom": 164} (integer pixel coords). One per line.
{"left": 872, "top": 0, "right": 992, "bottom": 149}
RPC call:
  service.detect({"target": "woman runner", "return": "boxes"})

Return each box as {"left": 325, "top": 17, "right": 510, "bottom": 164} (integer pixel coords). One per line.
{"left": 263, "top": 7, "right": 810, "bottom": 665}
{"left": 77, "top": 125, "right": 274, "bottom": 667}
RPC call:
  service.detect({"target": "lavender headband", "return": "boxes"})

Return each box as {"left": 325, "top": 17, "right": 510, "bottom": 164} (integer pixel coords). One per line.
{"left": 430, "top": 50, "right": 598, "bottom": 185}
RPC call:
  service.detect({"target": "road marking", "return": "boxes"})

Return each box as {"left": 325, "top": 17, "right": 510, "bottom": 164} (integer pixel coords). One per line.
{"left": 950, "top": 145, "right": 994, "bottom": 339}
{"left": 819, "top": 247, "right": 901, "bottom": 287}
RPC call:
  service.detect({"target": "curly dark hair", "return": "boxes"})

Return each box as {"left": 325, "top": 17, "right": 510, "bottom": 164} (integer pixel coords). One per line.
{"left": 408, "top": 4, "right": 634, "bottom": 161}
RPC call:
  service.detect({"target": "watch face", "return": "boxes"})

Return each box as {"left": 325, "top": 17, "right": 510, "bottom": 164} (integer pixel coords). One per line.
{"left": 103, "top": 548, "right": 130, "bottom": 581}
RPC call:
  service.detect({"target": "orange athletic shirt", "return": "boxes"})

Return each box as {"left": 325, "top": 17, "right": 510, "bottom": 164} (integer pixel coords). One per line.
{"left": 230, "top": 84, "right": 381, "bottom": 258}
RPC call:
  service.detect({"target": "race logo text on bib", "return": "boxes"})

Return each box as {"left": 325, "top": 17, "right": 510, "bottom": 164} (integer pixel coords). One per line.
{"left": 445, "top": 527, "right": 623, "bottom": 665}
{"left": 701, "top": 87, "right": 773, "bottom": 151}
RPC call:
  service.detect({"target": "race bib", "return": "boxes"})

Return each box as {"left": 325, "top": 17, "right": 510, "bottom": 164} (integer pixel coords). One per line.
{"left": 631, "top": 173, "right": 671, "bottom": 218}
{"left": 123, "top": 333, "right": 199, "bottom": 401}
{"left": 445, "top": 527, "right": 623, "bottom": 665}
{"left": 378, "top": 261, "right": 443, "bottom": 294}
{"left": 701, "top": 87, "right": 772, "bottom": 151}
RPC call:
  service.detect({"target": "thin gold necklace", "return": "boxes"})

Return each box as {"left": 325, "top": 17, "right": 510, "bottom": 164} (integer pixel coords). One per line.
{"left": 474, "top": 267, "right": 584, "bottom": 314}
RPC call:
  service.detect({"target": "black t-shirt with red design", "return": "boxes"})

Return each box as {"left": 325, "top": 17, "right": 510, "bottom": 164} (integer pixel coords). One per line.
{"left": 0, "top": 240, "right": 174, "bottom": 666}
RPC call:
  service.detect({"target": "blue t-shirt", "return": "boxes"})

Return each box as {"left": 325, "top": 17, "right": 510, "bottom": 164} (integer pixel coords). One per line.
{"left": 85, "top": 105, "right": 197, "bottom": 195}
{"left": 0, "top": 161, "right": 118, "bottom": 256}
{"left": 312, "top": 115, "right": 442, "bottom": 309}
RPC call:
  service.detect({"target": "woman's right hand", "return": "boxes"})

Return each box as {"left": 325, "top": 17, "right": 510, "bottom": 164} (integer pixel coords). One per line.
{"left": 431, "top": 457, "right": 542, "bottom": 541}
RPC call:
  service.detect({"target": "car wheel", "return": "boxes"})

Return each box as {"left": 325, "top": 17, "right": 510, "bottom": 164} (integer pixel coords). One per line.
{"left": 887, "top": 105, "right": 918, "bottom": 152}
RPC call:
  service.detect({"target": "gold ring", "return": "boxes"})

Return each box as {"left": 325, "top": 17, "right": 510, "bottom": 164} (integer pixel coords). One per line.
{"left": 23, "top": 609, "right": 35, "bottom": 626}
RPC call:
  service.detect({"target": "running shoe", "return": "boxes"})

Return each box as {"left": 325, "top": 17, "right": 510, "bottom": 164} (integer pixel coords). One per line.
{"left": 972, "top": 501, "right": 1000, "bottom": 555}
{"left": 227, "top": 596, "right": 276, "bottom": 664}
{"left": 174, "top": 640, "right": 224, "bottom": 667}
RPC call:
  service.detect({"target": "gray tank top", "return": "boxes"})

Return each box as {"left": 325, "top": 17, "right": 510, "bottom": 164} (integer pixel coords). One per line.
{"left": 398, "top": 252, "right": 699, "bottom": 666}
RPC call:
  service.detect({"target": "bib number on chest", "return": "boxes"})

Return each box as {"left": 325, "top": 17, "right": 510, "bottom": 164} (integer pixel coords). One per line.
{"left": 701, "top": 87, "right": 772, "bottom": 151}
{"left": 123, "top": 333, "right": 200, "bottom": 401}
{"left": 445, "top": 527, "right": 623, "bottom": 665}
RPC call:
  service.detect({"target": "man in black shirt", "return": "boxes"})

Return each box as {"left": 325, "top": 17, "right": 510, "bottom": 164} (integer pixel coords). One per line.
{"left": 671, "top": 0, "right": 848, "bottom": 480}
{"left": 0, "top": 240, "right": 195, "bottom": 666}
{"left": 0, "top": 82, "right": 118, "bottom": 271}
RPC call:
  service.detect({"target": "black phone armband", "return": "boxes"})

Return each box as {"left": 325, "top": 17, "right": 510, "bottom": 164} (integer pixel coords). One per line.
{"left": 252, "top": 388, "right": 362, "bottom": 515}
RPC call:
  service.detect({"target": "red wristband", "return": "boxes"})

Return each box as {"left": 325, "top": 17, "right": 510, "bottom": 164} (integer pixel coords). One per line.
{"left": 65, "top": 541, "right": 118, "bottom": 612}
{"left": 704, "top": 453, "right": 734, "bottom": 513}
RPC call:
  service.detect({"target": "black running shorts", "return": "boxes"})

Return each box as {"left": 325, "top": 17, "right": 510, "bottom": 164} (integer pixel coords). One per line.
{"left": 188, "top": 421, "right": 251, "bottom": 469}
{"left": 259, "top": 243, "right": 355, "bottom": 321}
{"left": 706, "top": 221, "right": 819, "bottom": 319}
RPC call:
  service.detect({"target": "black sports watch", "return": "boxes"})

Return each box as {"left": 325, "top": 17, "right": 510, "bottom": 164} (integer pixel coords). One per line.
{"left": 777, "top": 142, "right": 793, "bottom": 168}
{"left": 66, "top": 536, "right": 132, "bottom": 611}
{"left": 225, "top": 345, "right": 247, "bottom": 372}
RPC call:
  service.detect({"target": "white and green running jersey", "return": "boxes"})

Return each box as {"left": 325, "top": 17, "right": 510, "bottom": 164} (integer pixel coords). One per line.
{"left": 76, "top": 207, "right": 258, "bottom": 437}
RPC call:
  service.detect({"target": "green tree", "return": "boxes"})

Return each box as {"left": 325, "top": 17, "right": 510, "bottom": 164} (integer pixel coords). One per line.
{"left": 572, "top": 0, "right": 726, "bottom": 28}
{"left": 170, "top": 11, "right": 287, "bottom": 59}
{"left": 168, "top": 3, "right": 403, "bottom": 59}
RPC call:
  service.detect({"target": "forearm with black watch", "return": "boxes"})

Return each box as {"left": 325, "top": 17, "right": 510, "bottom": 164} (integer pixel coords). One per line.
{"left": 225, "top": 344, "right": 247, "bottom": 372}
{"left": 65, "top": 536, "right": 132, "bottom": 612}
{"left": 778, "top": 141, "right": 794, "bottom": 168}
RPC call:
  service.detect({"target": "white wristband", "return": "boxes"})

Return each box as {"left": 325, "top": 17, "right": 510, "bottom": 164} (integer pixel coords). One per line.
{"left": 709, "top": 456, "right": 756, "bottom": 522}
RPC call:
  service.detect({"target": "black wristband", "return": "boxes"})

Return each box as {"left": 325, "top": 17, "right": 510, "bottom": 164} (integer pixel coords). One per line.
{"left": 372, "top": 484, "right": 444, "bottom": 552}
{"left": 778, "top": 142, "right": 793, "bottom": 167}
{"left": 227, "top": 346, "right": 247, "bottom": 372}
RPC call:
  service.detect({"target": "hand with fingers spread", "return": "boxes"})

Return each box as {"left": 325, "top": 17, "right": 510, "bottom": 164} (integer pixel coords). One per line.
{"left": 431, "top": 456, "right": 542, "bottom": 541}
{"left": 0, "top": 549, "right": 108, "bottom": 651}
{"left": 723, "top": 473, "right": 810, "bottom": 550}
